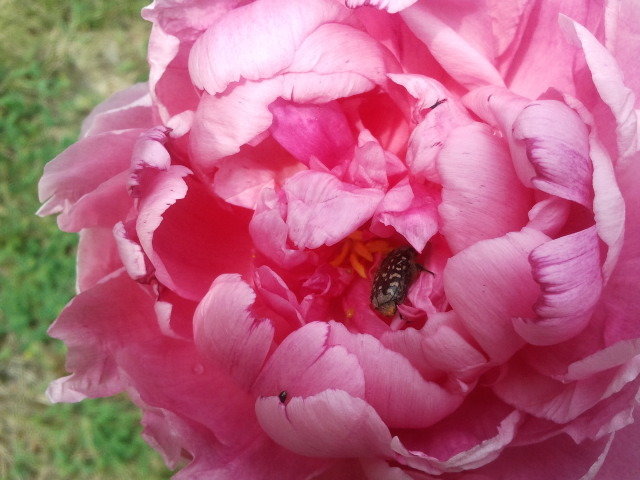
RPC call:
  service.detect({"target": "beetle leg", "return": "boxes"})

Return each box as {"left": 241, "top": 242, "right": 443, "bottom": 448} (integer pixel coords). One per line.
{"left": 416, "top": 263, "right": 435, "bottom": 276}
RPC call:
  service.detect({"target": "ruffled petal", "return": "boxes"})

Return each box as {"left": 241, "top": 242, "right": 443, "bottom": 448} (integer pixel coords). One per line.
{"left": 328, "top": 322, "right": 465, "bottom": 429}
{"left": 400, "top": 2, "right": 504, "bottom": 89}
{"left": 444, "top": 229, "right": 549, "bottom": 362}
{"left": 46, "top": 271, "right": 156, "bottom": 402}
{"left": 188, "top": 0, "right": 348, "bottom": 93}
{"left": 438, "top": 122, "right": 532, "bottom": 253}
{"left": 371, "top": 178, "right": 439, "bottom": 253}
{"left": 344, "top": 0, "right": 418, "bottom": 14}
{"left": 194, "top": 274, "right": 274, "bottom": 389}
{"left": 512, "top": 100, "right": 593, "bottom": 208}
{"left": 255, "top": 389, "right": 393, "bottom": 458}
{"left": 513, "top": 227, "right": 603, "bottom": 346}
{"left": 283, "top": 170, "right": 384, "bottom": 249}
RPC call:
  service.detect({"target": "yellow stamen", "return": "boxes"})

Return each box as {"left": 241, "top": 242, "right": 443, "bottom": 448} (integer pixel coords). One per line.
{"left": 353, "top": 241, "right": 374, "bottom": 262}
{"left": 349, "top": 252, "right": 367, "bottom": 279}
{"left": 328, "top": 230, "right": 393, "bottom": 279}
{"left": 345, "top": 308, "right": 355, "bottom": 319}
{"left": 329, "top": 239, "right": 351, "bottom": 267}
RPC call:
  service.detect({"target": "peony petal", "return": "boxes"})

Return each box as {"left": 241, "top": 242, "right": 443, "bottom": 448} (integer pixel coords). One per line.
{"left": 194, "top": 274, "right": 274, "bottom": 389}
{"left": 492, "top": 354, "right": 640, "bottom": 424}
{"left": 561, "top": 16, "right": 638, "bottom": 162}
{"left": 346, "top": 130, "right": 405, "bottom": 190}
{"left": 400, "top": 2, "right": 505, "bottom": 89}
{"left": 380, "top": 311, "right": 488, "bottom": 382}
{"left": 269, "top": 99, "right": 354, "bottom": 169}
{"left": 391, "top": 393, "right": 521, "bottom": 474}
{"left": 462, "top": 86, "right": 534, "bottom": 188}
{"left": 513, "top": 100, "right": 593, "bottom": 208}
{"left": 76, "top": 227, "right": 122, "bottom": 292}
{"left": 526, "top": 197, "right": 571, "bottom": 238}
{"left": 249, "top": 189, "right": 313, "bottom": 268}
{"left": 255, "top": 389, "right": 392, "bottom": 458}
{"left": 344, "top": 0, "right": 418, "bottom": 14}
{"left": 190, "top": 79, "right": 282, "bottom": 169}
{"left": 501, "top": 2, "right": 604, "bottom": 99}
{"left": 213, "top": 138, "right": 305, "bottom": 210}
{"left": 80, "top": 83, "right": 153, "bottom": 138}
{"left": 595, "top": 407, "right": 640, "bottom": 480}
{"left": 469, "top": 432, "right": 614, "bottom": 480}
{"left": 137, "top": 172, "right": 255, "bottom": 300}
{"left": 252, "top": 322, "right": 365, "bottom": 400}
{"left": 370, "top": 178, "right": 439, "bottom": 253}
{"left": 284, "top": 170, "right": 384, "bottom": 249}
{"left": 513, "top": 227, "right": 603, "bottom": 346}
{"left": 438, "top": 122, "right": 532, "bottom": 253}
{"left": 37, "top": 129, "right": 143, "bottom": 227}
{"left": 444, "top": 228, "right": 549, "bottom": 362}
{"left": 328, "top": 322, "right": 465, "bottom": 428}
{"left": 46, "top": 271, "right": 156, "bottom": 402}
{"left": 188, "top": 0, "right": 349, "bottom": 94}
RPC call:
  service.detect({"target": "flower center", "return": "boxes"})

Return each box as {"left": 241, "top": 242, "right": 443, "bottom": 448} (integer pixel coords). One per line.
{"left": 329, "top": 231, "right": 392, "bottom": 278}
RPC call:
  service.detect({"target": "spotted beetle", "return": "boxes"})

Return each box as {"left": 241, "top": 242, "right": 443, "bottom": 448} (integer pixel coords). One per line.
{"left": 370, "top": 246, "right": 432, "bottom": 317}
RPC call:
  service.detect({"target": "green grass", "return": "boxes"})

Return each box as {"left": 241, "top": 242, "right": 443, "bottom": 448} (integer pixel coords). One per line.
{"left": 0, "top": 0, "right": 168, "bottom": 478}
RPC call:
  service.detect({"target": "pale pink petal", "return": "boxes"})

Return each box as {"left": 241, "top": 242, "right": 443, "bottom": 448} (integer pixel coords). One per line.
{"left": 438, "top": 122, "right": 532, "bottom": 253}
{"left": 213, "top": 138, "right": 305, "bottom": 209}
{"left": 595, "top": 407, "right": 640, "bottom": 480}
{"left": 492, "top": 354, "right": 640, "bottom": 424}
{"left": 137, "top": 172, "right": 255, "bottom": 300}
{"left": 502, "top": 2, "right": 604, "bottom": 99}
{"left": 371, "top": 178, "right": 439, "bottom": 253}
{"left": 526, "top": 197, "right": 571, "bottom": 238}
{"left": 255, "top": 389, "right": 393, "bottom": 458}
{"left": 392, "top": 393, "right": 521, "bottom": 474}
{"left": 469, "top": 432, "right": 614, "bottom": 480}
{"left": 601, "top": 160, "right": 640, "bottom": 344}
{"left": 38, "top": 129, "right": 143, "bottom": 224}
{"left": 118, "top": 333, "right": 261, "bottom": 448}
{"left": 604, "top": 0, "right": 640, "bottom": 106}
{"left": 46, "top": 271, "right": 156, "bottom": 402}
{"left": 190, "top": 79, "right": 282, "bottom": 168}
{"left": 400, "top": 2, "right": 505, "bottom": 89}
{"left": 254, "top": 266, "right": 305, "bottom": 333}
{"left": 444, "top": 229, "right": 549, "bottom": 362}
{"left": 194, "top": 274, "right": 274, "bottom": 389}
{"left": 154, "top": 287, "right": 197, "bottom": 340}
{"left": 561, "top": 16, "right": 638, "bottom": 162}
{"left": 284, "top": 170, "right": 384, "bottom": 249}
{"left": 54, "top": 171, "right": 131, "bottom": 232}
{"left": 512, "top": 100, "right": 593, "bottom": 208}
{"left": 463, "top": 86, "right": 535, "bottom": 188}
{"left": 344, "top": 0, "right": 418, "bottom": 14}
{"left": 513, "top": 227, "right": 603, "bottom": 346}
{"left": 360, "top": 459, "right": 415, "bottom": 480}
{"left": 346, "top": 130, "right": 405, "bottom": 190}
{"left": 188, "top": 0, "right": 349, "bottom": 94}
{"left": 80, "top": 83, "right": 153, "bottom": 138}
{"left": 270, "top": 99, "right": 354, "bottom": 169}
{"left": 128, "top": 126, "right": 172, "bottom": 197}
{"left": 76, "top": 227, "right": 122, "bottom": 292}
{"left": 380, "top": 311, "right": 487, "bottom": 382}
{"left": 249, "top": 189, "right": 313, "bottom": 268}
{"left": 113, "top": 220, "right": 154, "bottom": 283}
{"left": 252, "top": 322, "right": 366, "bottom": 400}
{"left": 589, "top": 135, "right": 626, "bottom": 281}
{"left": 328, "top": 322, "right": 465, "bottom": 428}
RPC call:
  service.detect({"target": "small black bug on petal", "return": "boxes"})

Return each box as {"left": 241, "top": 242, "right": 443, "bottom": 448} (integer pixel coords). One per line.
{"left": 370, "top": 246, "right": 432, "bottom": 317}
{"left": 278, "top": 391, "right": 288, "bottom": 403}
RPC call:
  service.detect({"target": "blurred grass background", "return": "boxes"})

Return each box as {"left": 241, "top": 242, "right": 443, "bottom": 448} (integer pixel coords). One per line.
{"left": 0, "top": 0, "right": 168, "bottom": 478}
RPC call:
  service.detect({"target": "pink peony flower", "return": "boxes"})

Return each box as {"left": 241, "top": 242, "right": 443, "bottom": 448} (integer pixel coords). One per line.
{"left": 39, "top": 0, "right": 640, "bottom": 478}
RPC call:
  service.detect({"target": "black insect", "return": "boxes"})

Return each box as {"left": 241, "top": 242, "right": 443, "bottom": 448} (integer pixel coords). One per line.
{"left": 278, "top": 391, "right": 288, "bottom": 403}
{"left": 370, "top": 246, "right": 432, "bottom": 317}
